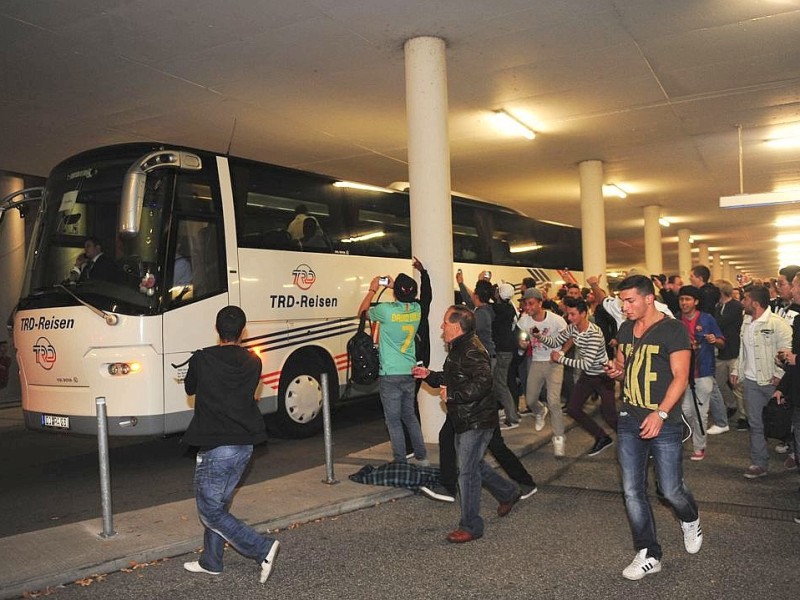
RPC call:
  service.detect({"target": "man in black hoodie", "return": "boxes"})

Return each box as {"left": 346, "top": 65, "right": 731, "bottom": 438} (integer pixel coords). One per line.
{"left": 182, "top": 306, "right": 280, "bottom": 584}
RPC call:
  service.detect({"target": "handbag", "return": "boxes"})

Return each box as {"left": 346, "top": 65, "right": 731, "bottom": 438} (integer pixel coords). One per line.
{"left": 762, "top": 397, "right": 793, "bottom": 440}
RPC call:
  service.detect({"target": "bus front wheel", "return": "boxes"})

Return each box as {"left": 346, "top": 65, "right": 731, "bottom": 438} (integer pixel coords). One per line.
{"left": 272, "top": 357, "right": 334, "bottom": 438}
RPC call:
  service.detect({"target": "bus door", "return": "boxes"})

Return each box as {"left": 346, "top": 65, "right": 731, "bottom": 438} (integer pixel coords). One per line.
{"left": 160, "top": 169, "right": 231, "bottom": 434}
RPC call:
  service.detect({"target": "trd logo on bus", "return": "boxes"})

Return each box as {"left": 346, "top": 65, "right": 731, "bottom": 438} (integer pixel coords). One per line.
{"left": 33, "top": 337, "right": 57, "bottom": 370}
{"left": 292, "top": 264, "right": 316, "bottom": 290}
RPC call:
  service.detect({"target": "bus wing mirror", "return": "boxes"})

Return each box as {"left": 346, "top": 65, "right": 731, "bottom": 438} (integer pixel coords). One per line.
{"left": 119, "top": 150, "right": 202, "bottom": 236}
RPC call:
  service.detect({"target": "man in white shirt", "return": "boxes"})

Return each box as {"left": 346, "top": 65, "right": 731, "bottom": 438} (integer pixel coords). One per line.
{"left": 730, "top": 285, "right": 792, "bottom": 479}
{"left": 517, "top": 287, "right": 568, "bottom": 456}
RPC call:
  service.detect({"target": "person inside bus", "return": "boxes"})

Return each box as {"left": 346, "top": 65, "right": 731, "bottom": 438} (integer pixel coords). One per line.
{"left": 287, "top": 204, "right": 311, "bottom": 241}
{"left": 299, "top": 215, "right": 329, "bottom": 250}
{"left": 66, "top": 236, "right": 121, "bottom": 283}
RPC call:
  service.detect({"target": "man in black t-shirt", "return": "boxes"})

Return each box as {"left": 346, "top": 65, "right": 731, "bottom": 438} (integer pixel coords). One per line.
{"left": 604, "top": 275, "right": 702, "bottom": 581}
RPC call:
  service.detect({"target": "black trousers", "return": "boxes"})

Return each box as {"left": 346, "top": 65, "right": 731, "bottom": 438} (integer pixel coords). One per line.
{"left": 438, "top": 415, "right": 536, "bottom": 494}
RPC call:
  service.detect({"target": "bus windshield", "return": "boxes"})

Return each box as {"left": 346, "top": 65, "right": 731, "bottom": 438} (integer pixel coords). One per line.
{"left": 19, "top": 147, "right": 172, "bottom": 316}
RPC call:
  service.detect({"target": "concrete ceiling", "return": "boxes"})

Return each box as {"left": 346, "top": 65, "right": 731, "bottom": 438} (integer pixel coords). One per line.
{"left": 2, "top": 0, "right": 800, "bottom": 277}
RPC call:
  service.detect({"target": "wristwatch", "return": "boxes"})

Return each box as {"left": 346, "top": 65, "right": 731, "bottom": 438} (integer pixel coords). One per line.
{"left": 656, "top": 409, "right": 669, "bottom": 420}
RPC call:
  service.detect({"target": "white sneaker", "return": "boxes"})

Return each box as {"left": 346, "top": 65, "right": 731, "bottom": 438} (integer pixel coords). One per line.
{"left": 259, "top": 540, "right": 280, "bottom": 584}
{"left": 622, "top": 549, "right": 661, "bottom": 580}
{"left": 775, "top": 442, "right": 790, "bottom": 454}
{"left": 409, "top": 457, "right": 430, "bottom": 467}
{"left": 681, "top": 519, "right": 703, "bottom": 554}
{"left": 706, "top": 424, "right": 729, "bottom": 435}
{"left": 534, "top": 406, "right": 548, "bottom": 432}
{"left": 553, "top": 435, "right": 565, "bottom": 457}
{"left": 183, "top": 561, "right": 221, "bottom": 575}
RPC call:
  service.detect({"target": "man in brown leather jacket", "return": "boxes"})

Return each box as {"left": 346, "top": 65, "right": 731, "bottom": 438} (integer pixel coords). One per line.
{"left": 413, "top": 305, "right": 520, "bottom": 543}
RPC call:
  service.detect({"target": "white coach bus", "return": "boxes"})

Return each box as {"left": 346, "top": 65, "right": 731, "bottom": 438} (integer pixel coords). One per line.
{"left": 10, "top": 143, "right": 582, "bottom": 438}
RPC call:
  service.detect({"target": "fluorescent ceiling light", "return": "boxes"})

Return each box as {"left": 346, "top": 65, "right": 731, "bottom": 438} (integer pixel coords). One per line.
{"left": 603, "top": 184, "right": 628, "bottom": 199}
{"left": 720, "top": 190, "right": 800, "bottom": 208}
{"left": 493, "top": 109, "right": 536, "bottom": 140}
{"left": 659, "top": 217, "right": 671, "bottom": 228}
{"left": 333, "top": 181, "right": 394, "bottom": 193}
{"left": 509, "top": 243, "right": 542, "bottom": 253}
{"left": 776, "top": 233, "right": 800, "bottom": 244}
{"left": 340, "top": 231, "right": 385, "bottom": 243}
{"left": 765, "top": 136, "right": 800, "bottom": 149}
{"left": 776, "top": 215, "right": 800, "bottom": 228}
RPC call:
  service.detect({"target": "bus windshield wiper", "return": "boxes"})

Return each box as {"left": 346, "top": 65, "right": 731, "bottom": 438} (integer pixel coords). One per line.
{"left": 56, "top": 284, "right": 119, "bottom": 326}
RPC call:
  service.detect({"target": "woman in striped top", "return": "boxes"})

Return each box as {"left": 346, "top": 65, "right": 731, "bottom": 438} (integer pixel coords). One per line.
{"left": 533, "top": 296, "right": 617, "bottom": 457}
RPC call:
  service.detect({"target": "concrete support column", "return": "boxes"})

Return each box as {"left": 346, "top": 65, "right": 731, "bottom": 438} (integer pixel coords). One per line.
{"left": 711, "top": 252, "right": 721, "bottom": 281}
{"left": 698, "top": 243, "right": 709, "bottom": 268}
{"left": 578, "top": 160, "right": 606, "bottom": 283}
{"left": 0, "top": 175, "right": 25, "bottom": 404}
{"left": 722, "top": 260, "right": 732, "bottom": 282}
{"left": 643, "top": 205, "right": 663, "bottom": 275}
{"left": 678, "top": 228, "right": 692, "bottom": 280}
{"left": 405, "top": 36, "right": 450, "bottom": 442}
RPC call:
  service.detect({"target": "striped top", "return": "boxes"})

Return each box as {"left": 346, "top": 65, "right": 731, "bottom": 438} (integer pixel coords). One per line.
{"left": 538, "top": 322, "right": 608, "bottom": 375}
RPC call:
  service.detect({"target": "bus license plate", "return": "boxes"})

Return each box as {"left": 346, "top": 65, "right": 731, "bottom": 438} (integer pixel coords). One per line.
{"left": 42, "top": 414, "right": 70, "bottom": 429}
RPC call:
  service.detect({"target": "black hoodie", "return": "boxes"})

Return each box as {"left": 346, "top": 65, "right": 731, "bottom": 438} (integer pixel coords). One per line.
{"left": 182, "top": 345, "right": 266, "bottom": 447}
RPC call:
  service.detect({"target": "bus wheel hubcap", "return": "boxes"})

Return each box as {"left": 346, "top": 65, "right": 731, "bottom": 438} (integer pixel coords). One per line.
{"left": 285, "top": 375, "right": 322, "bottom": 424}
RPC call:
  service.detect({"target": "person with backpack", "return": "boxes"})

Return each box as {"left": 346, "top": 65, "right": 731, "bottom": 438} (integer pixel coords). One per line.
{"left": 357, "top": 272, "right": 428, "bottom": 466}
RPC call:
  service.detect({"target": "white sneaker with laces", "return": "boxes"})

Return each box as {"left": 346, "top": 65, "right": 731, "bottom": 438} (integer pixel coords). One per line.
{"left": 706, "top": 424, "right": 729, "bottom": 435}
{"left": 183, "top": 561, "right": 221, "bottom": 575}
{"left": 775, "top": 442, "right": 790, "bottom": 454}
{"left": 260, "top": 540, "right": 280, "bottom": 584}
{"left": 534, "top": 405, "right": 548, "bottom": 432}
{"left": 681, "top": 518, "right": 703, "bottom": 554}
{"left": 622, "top": 549, "right": 661, "bottom": 580}
{"left": 553, "top": 435, "right": 565, "bottom": 457}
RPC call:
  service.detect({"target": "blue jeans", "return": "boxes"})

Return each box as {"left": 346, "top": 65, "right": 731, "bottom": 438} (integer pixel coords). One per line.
{"left": 494, "top": 352, "right": 519, "bottom": 424}
{"left": 617, "top": 413, "right": 699, "bottom": 560}
{"left": 379, "top": 375, "right": 427, "bottom": 462}
{"left": 708, "top": 378, "right": 729, "bottom": 427}
{"left": 743, "top": 378, "right": 776, "bottom": 469}
{"left": 194, "top": 445, "right": 275, "bottom": 572}
{"left": 455, "top": 428, "right": 519, "bottom": 538}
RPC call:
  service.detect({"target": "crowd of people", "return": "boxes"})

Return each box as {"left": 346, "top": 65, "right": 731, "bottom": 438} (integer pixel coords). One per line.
{"left": 178, "top": 259, "right": 799, "bottom": 586}
{"left": 355, "top": 260, "right": 800, "bottom": 581}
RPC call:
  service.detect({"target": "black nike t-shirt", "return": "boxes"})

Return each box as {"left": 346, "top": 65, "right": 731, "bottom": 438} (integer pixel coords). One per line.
{"left": 617, "top": 318, "right": 691, "bottom": 424}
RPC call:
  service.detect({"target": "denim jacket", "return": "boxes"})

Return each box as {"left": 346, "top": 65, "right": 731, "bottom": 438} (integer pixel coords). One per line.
{"left": 732, "top": 309, "right": 793, "bottom": 386}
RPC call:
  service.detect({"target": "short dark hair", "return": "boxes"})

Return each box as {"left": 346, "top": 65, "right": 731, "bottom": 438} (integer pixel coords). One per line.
{"left": 746, "top": 285, "right": 770, "bottom": 310}
{"left": 521, "top": 277, "right": 536, "bottom": 289}
{"left": 691, "top": 265, "right": 711, "bottom": 283}
{"left": 779, "top": 264, "right": 800, "bottom": 282}
{"left": 617, "top": 274, "right": 655, "bottom": 297}
{"left": 447, "top": 304, "right": 475, "bottom": 335}
{"left": 84, "top": 236, "right": 102, "bottom": 248}
{"left": 474, "top": 279, "right": 494, "bottom": 303}
{"left": 562, "top": 297, "right": 588, "bottom": 313}
{"left": 667, "top": 274, "right": 682, "bottom": 285}
{"left": 216, "top": 305, "right": 247, "bottom": 342}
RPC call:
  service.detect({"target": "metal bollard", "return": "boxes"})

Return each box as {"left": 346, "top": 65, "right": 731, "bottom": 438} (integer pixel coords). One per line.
{"left": 320, "top": 373, "right": 339, "bottom": 484}
{"left": 95, "top": 397, "right": 117, "bottom": 538}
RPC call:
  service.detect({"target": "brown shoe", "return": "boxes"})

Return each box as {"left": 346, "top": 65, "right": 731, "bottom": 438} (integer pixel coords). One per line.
{"left": 497, "top": 491, "right": 521, "bottom": 517}
{"left": 447, "top": 529, "right": 477, "bottom": 543}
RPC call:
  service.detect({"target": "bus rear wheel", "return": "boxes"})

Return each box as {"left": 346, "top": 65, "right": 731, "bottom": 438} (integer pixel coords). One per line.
{"left": 272, "top": 357, "right": 333, "bottom": 438}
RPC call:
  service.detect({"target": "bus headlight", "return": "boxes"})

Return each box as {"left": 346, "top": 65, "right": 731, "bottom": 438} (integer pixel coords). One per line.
{"left": 108, "top": 362, "right": 142, "bottom": 376}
